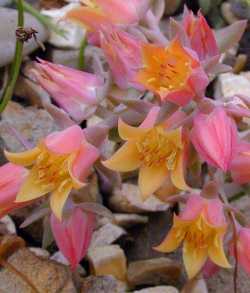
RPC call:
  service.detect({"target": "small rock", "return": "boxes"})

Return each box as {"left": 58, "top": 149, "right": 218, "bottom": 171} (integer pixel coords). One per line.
{"left": 41, "top": 3, "right": 85, "bottom": 49}
{"left": 49, "top": 49, "right": 80, "bottom": 68}
{"left": 0, "top": 247, "right": 76, "bottom": 292}
{"left": 127, "top": 257, "right": 182, "bottom": 288}
{"left": 14, "top": 74, "right": 50, "bottom": 107}
{"left": 81, "top": 275, "right": 127, "bottom": 293}
{"left": 28, "top": 247, "right": 50, "bottom": 259}
{"left": 134, "top": 286, "right": 179, "bottom": 293}
{"left": 0, "top": 101, "right": 58, "bottom": 152}
{"left": 87, "top": 245, "right": 127, "bottom": 282}
{"left": 215, "top": 72, "right": 250, "bottom": 99}
{"left": 89, "top": 223, "right": 127, "bottom": 249}
{"left": 0, "top": 8, "right": 48, "bottom": 67}
{"left": 0, "top": 215, "right": 16, "bottom": 234}
{"left": 114, "top": 213, "right": 148, "bottom": 228}
{"left": 221, "top": 2, "right": 241, "bottom": 24}
{"left": 109, "top": 183, "right": 170, "bottom": 213}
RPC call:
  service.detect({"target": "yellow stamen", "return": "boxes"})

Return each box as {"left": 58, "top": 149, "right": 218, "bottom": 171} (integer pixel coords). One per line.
{"left": 135, "top": 126, "right": 181, "bottom": 169}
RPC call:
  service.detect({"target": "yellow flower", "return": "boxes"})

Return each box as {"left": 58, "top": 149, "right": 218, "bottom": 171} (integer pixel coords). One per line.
{"left": 4, "top": 126, "right": 99, "bottom": 220}
{"left": 155, "top": 194, "right": 231, "bottom": 278}
{"left": 102, "top": 107, "right": 188, "bottom": 199}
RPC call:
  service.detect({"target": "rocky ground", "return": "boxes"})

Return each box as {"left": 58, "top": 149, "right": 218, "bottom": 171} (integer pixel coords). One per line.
{"left": 0, "top": 0, "right": 250, "bottom": 292}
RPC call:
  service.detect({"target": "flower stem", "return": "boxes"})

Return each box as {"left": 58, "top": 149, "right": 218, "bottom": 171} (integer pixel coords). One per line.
{"left": 0, "top": 0, "right": 24, "bottom": 113}
{"left": 219, "top": 187, "right": 238, "bottom": 293}
{"left": 78, "top": 37, "right": 87, "bottom": 70}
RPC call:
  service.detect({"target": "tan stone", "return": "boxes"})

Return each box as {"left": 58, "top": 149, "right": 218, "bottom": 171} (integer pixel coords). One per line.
{"left": 0, "top": 215, "right": 16, "bottom": 235}
{"left": 134, "top": 286, "right": 179, "bottom": 293}
{"left": 127, "top": 257, "right": 182, "bottom": 288}
{"left": 114, "top": 213, "right": 148, "bottom": 228}
{"left": 89, "top": 223, "right": 126, "bottom": 249}
{"left": 0, "top": 247, "right": 76, "bottom": 292}
{"left": 109, "top": 183, "right": 169, "bottom": 213}
{"left": 81, "top": 275, "right": 127, "bottom": 293}
{"left": 215, "top": 72, "right": 250, "bottom": 99}
{"left": 87, "top": 245, "right": 127, "bottom": 282}
{"left": 0, "top": 102, "right": 58, "bottom": 153}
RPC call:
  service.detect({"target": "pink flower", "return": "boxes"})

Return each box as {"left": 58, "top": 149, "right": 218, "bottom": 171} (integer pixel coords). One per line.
{"left": 191, "top": 107, "right": 237, "bottom": 171}
{"left": 0, "top": 163, "right": 28, "bottom": 218}
{"left": 30, "top": 59, "right": 104, "bottom": 123}
{"left": 182, "top": 8, "right": 219, "bottom": 61}
{"left": 230, "top": 226, "right": 250, "bottom": 275}
{"left": 66, "top": 0, "right": 150, "bottom": 32}
{"left": 231, "top": 141, "right": 250, "bottom": 184}
{"left": 51, "top": 207, "right": 95, "bottom": 270}
{"left": 5, "top": 125, "right": 100, "bottom": 220}
{"left": 100, "top": 26, "right": 142, "bottom": 89}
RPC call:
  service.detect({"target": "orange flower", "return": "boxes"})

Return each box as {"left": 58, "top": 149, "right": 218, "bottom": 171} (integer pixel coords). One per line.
{"left": 135, "top": 39, "right": 209, "bottom": 106}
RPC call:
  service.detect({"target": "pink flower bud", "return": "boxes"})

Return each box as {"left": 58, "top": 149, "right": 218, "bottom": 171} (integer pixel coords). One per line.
{"left": 182, "top": 8, "right": 219, "bottom": 61}
{"left": 191, "top": 107, "right": 237, "bottom": 171}
{"left": 230, "top": 226, "right": 250, "bottom": 275}
{"left": 0, "top": 163, "right": 28, "bottom": 218}
{"left": 31, "top": 59, "right": 104, "bottom": 123}
{"left": 100, "top": 26, "right": 143, "bottom": 89}
{"left": 50, "top": 207, "right": 95, "bottom": 270}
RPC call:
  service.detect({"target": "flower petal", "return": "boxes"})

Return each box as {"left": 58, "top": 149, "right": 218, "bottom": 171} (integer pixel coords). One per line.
{"left": 45, "top": 125, "right": 84, "bottom": 155}
{"left": 154, "top": 217, "right": 185, "bottom": 252}
{"left": 138, "top": 164, "right": 168, "bottom": 200}
{"left": 171, "top": 151, "right": 189, "bottom": 190}
{"left": 140, "top": 106, "right": 161, "bottom": 128}
{"left": 208, "top": 234, "right": 231, "bottom": 268}
{"left": 183, "top": 240, "right": 208, "bottom": 279}
{"left": 118, "top": 118, "right": 148, "bottom": 141}
{"left": 15, "top": 167, "right": 53, "bottom": 202}
{"left": 69, "top": 143, "right": 99, "bottom": 187}
{"left": 102, "top": 142, "right": 141, "bottom": 172}
{"left": 180, "top": 194, "right": 204, "bottom": 221}
{"left": 4, "top": 147, "right": 40, "bottom": 167}
{"left": 50, "top": 180, "right": 73, "bottom": 220}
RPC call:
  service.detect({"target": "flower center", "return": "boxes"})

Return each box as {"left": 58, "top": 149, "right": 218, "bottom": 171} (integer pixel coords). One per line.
{"left": 136, "top": 126, "right": 179, "bottom": 168}
{"left": 35, "top": 149, "right": 71, "bottom": 190}
{"left": 185, "top": 216, "right": 213, "bottom": 249}
{"left": 149, "top": 54, "right": 191, "bottom": 93}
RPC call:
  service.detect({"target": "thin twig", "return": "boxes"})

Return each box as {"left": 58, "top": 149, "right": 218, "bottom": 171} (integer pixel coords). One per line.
{"left": 219, "top": 187, "right": 238, "bottom": 293}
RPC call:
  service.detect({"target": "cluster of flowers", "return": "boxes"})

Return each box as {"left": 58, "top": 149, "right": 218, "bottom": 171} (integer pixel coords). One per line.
{"left": 1, "top": 0, "right": 250, "bottom": 279}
